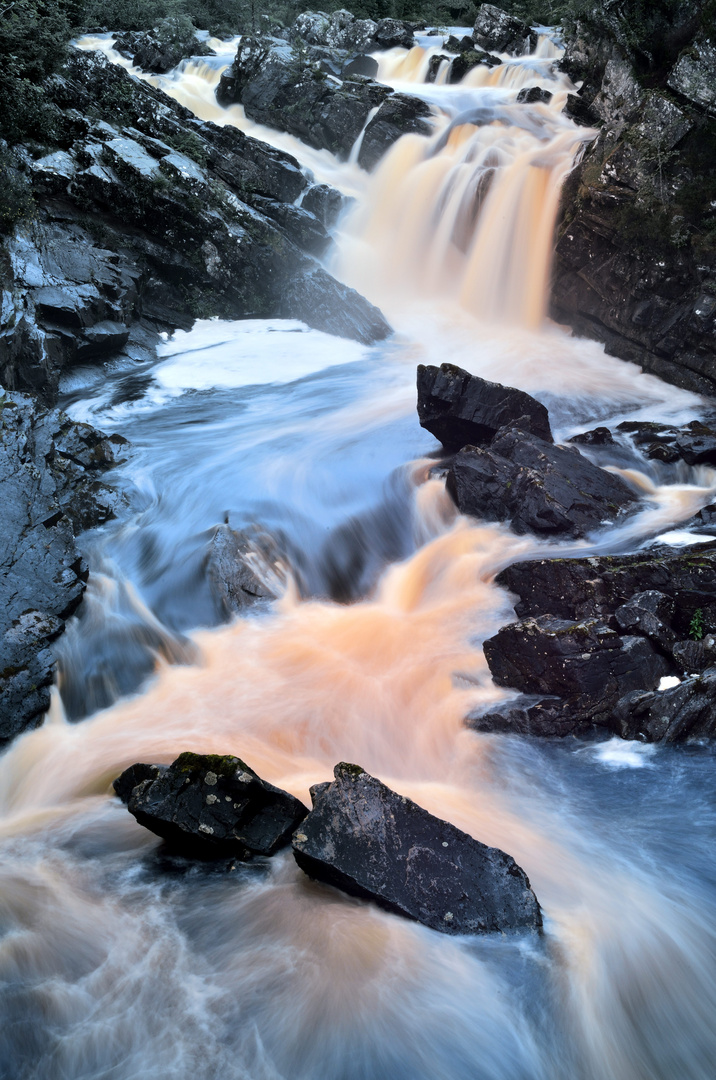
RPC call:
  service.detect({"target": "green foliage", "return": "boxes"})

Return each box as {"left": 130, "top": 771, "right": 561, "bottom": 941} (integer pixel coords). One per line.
{"left": 689, "top": 608, "right": 705, "bottom": 641}
{"left": 0, "top": 147, "right": 35, "bottom": 233}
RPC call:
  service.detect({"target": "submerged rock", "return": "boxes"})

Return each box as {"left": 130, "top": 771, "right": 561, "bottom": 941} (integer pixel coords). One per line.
{"left": 123, "top": 752, "right": 308, "bottom": 857}
{"left": 416, "top": 363, "right": 552, "bottom": 451}
{"left": 616, "top": 419, "right": 716, "bottom": 466}
{"left": 206, "top": 524, "right": 280, "bottom": 618}
{"left": 447, "top": 425, "right": 637, "bottom": 537}
{"left": 292, "top": 762, "right": 542, "bottom": 935}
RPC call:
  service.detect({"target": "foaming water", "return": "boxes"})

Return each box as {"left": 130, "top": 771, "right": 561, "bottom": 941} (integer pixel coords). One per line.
{"left": 3, "top": 30, "right": 716, "bottom": 1080}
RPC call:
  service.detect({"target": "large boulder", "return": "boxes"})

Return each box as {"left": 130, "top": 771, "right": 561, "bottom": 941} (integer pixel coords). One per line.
{"left": 0, "top": 392, "right": 125, "bottom": 742}
{"left": 292, "top": 762, "right": 542, "bottom": 935}
{"left": 114, "top": 25, "right": 214, "bottom": 74}
{"left": 472, "top": 4, "right": 538, "bottom": 56}
{"left": 416, "top": 363, "right": 552, "bottom": 451}
{"left": 357, "top": 94, "right": 433, "bottom": 171}
{"left": 122, "top": 752, "right": 308, "bottom": 857}
{"left": 446, "top": 425, "right": 638, "bottom": 537}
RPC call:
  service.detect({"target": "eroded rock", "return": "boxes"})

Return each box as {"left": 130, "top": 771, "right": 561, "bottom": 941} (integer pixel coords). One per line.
{"left": 472, "top": 4, "right": 538, "bottom": 56}
{"left": 292, "top": 762, "right": 542, "bottom": 935}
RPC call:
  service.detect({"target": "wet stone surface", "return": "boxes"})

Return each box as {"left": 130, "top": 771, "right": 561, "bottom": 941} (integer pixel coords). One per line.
{"left": 292, "top": 762, "right": 542, "bottom": 935}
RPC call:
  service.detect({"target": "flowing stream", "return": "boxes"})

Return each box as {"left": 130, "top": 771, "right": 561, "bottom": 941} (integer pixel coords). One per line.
{"left": 2, "top": 31, "right": 716, "bottom": 1080}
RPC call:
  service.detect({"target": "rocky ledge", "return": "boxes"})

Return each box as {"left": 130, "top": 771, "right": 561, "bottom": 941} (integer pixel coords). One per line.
{"left": 216, "top": 12, "right": 433, "bottom": 169}
{"left": 1, "top": 47, "right": 390, "bottom": 404}
{"left": 471, "top": 542, "right": 716, "bottom": 741}
{"left": 0, "top": 390, "right": 125, "bottom": 741}
{"left": 551, "top": 1, "right": 716, "bottom": 396}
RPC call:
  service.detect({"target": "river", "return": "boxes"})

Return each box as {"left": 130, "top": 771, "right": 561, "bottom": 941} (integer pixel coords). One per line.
{"left": 1, "top": 29, "right": 715, "bottom": 1080}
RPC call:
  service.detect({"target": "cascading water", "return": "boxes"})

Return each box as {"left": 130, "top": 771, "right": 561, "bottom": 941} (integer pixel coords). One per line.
{"left": 2, "top": 29, "right": 716, "bottom": 1080}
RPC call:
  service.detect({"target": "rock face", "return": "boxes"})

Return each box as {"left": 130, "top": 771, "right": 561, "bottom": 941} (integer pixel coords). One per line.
{"left": 292, "top": 762, "right": 542, "bottom": 935}
{"left": 0, "top": 391, "right": 125, "bottom": 741}
{"left": 472, "top": 4, "right": 538, "bottom": 56}
{"left": 122, "top": 752, "right": 308, "bottom": 857}
{"left": 416, "top": 363, "right": 552, "bottom": 450}
{"left": 447, "top": 425, "right": 637, "bottom": 538}
{"left": 552, "top": 5, "right": 716, "bottom": 397}
{"left": 1, "top": 48, "right": 390, "bottom": 404}
{"left": 216, "top": 32, "right": 432, "bottom": 168}
{"left": 471, "top": 543, "right": 716, "bottom": 740}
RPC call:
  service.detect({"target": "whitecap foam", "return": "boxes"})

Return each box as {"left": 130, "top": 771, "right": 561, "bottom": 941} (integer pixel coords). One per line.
{"left": 591, "top": 738, "right": 657, "bottom": 769}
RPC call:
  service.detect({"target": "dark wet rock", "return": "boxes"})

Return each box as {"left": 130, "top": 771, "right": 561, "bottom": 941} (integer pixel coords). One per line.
{"left": 292, "top": 762, "right": 541, "bottom": 935}
{"left": 448, "top": 49, "right": 501, "bottom": 82}
{"left": 217, "top": 32, "right": 430, "bottom": 168}
{"left": 551, "top": 8, "right": 716, "bottom": 398}
{"left": 671, "top": 635, "right": 716, "bottom": 675}
{"left": 472, "top": 4, "right": 538, "bottom": 56}
{"left": 416, "top": 363, "right": 552, "bottom": 451}
{"left": 126, "top": 752, "right": 308, "bottom": 857}
{"left": 612, "top": 668, "right": 716, "bottom": 742}
{"left": 467, "top": 694, "right": 584, "bottom": 738}
{"left": 342, "top": 54, "right": 379, "bottom": 79}
{"left": 114, "top": 762, "right": 167, "bottom": 804}
{"left": 568, "top": 426, "right": 615, "bottom": 446}
{"left": 614, "top": 590, "right": 676, "bottom": 651}
{"left": 484, "top": 615, "right": 671, "bottom": 702}
{"left": 2, "top": 49, "right": 390, "bottom": 403}
{"left": 301, "top": 183, "right": 350, "bottom": 229}
{"left": 358, "top": 94, "right": 433, "bottom": 170}
{"left": 0, "top": 391, "right": 125, "bottom": 741}
{"left": 292, "top": 10, "right": 414, "bottom": 52}
{"left": 447, "top": 425, "right": 637, "bottom": 538}
{"left": 616, "top": 419, "right": 716, "bottom": 466}
{"left": 496, "top": 544, "right": 716, "bottom": 637}
{"left": 563, "top": 92, "right": 600, "bottom": 127}
{"left": 373, "top": 18, "right": 415, "bottom": 51}
{"left": 517, "top": 87, "right": 553, "bottom": 105}
{"left": 250, "top": 196, "right": 330, "bottom": 256}
{"left": 113, "top": 28, "right": 214, "bottom": 74}
{"left": 206, "top": 524, "right": 280, "bottom": 618}
{"left": 679, "top": 503, "right": 716, "bottom": 536}
{"left": 426, "top": 54, "right": 451, "bottom": 82}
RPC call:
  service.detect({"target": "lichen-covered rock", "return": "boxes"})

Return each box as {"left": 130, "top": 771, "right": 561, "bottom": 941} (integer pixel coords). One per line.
{"left": 124, "top": 752, "right": 308, "bottom": 857}
{"left": 114, "top": 762, "right": 167, "bottom": 803}
{"left": 0, "top": 391, "right": 125, "bottom": 741}
{"left": 472, "top": 4, "right": 537, "bottom": 56}
{"left": 292, "top": 762, "right": 542, "bottom": 935}
{"left": 614, "top": 590, "right": 676, "bottom": 651}
{"left": 446, "top": 425, "right": 637, "bottom": 538}
{"left": 416, "top": 363, "right": 552, "bottom": 451}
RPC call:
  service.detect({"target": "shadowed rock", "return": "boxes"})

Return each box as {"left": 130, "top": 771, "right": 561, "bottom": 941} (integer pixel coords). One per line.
{"left": 612, "top": 668, "right": 716, "bottom": 742}
{"left": 124, "top": 752, "right": 308, "bottom": 858}
{"left": 472, "top": 4, "right": 538, "bottom": 56}
{"left": 114, "top": 763, "right": 167, "bottom": 803}
{"left": 447, "top": 425, "right": 637, "bottom": 537}
{"left": 416, "top": 363, "right": 552, "bottom": 450}
{"left": 292, "top": 762, "right": 542, "bottom": 935}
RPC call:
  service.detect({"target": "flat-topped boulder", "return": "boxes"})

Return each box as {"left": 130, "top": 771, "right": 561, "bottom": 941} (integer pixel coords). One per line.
{"left": 121, "top": 753, "right": 308, "bottom": 858}
{"left": 292, "top": 762, "right": 542, "bottom": 935}
{"left": 416, "top": 363, "right": 552, "bottom": 450}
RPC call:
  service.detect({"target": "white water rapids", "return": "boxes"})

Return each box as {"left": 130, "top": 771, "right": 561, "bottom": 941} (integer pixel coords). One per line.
{"left": 2, "top": 29, "right": 716, "bottom": 1080}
